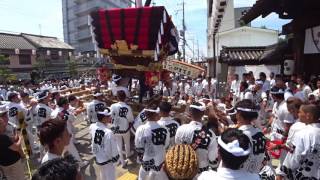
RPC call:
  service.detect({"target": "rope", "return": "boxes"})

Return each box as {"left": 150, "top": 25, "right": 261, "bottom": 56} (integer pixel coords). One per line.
{"left": 18, "top": 111, "right": 32, "bottom": 179}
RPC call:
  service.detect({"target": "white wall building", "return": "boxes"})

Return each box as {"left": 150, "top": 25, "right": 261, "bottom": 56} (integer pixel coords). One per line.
{"left": 215, "top": 26, "right": 279, "bottom": 74}
{"left": 207, "top": 0, "right": 279, "bottom": 77}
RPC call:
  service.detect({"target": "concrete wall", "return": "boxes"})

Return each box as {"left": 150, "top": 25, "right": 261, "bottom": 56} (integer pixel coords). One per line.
{"left": 219, "top": 0, "right": 235, "bottom": 32}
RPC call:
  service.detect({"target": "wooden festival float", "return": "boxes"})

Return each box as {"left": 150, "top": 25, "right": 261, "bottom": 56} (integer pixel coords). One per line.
{"left": 89, "top": 6, "right": 179, "bottom": 111}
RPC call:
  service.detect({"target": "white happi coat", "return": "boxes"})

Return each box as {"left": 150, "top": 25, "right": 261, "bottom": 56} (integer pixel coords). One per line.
{"left": 270, "top": 100, "right": 295, "bottom": 141}
{"left": 132, "top": 109, "right": 148, "bottom": 134}
{"left": 193, "top": 82, "right": 204, "bottom": 97}
{"left": 157, "top": 116, "right": 179, "bottom": 147}
{"left": 20, "top": 101, "right": 35, "bottom": 126}
{"left": 175, "top": 121, "right": 218, "bottom": 171}
{"left": 281, "top": 123, "right": 320, "bottom": 180}
{"left": 285, "top": 121, "right": 306, "bottom": 149}
{"left": 86, "top": 100, "right": 106, "bottom": 123}
{"left": 111, "top": 86, "right": 130, "bottom": 98}
{"left": 162, "top": 83, "right": 178, "bottom": 97}
{"left": 198, "top": 168, "right": 260, "bottom": 180}
{"left": 54, "top": 107, "right": 76, "bottom": 136}
{"left": 90, "top": 122, "right": 119, "bottom": 165}
{"left": 135, "top": 121, "right": 170, "bottom": 172}
{"left": 7, "top": 102, "right": 29, "bottom": 129}
{"left": 313, "top": 89, "right": 320, "bottom": 98}
{"left": 178, "top": 82, "right": 191, "bottom": 97}
{"left": 239, "top": 125, "right": 267, "bottom": 174}
{"left": 110, "top": 101, "right": 134, "bottom": 134}
{"left": 34, "top": 103, "right": 54, "bottom": 126}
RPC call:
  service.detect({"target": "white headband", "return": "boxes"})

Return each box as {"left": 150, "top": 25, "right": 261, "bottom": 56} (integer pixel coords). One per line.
{"left": 218, "top": 136, "right": 251, "bottom": 157}
{"left": 228, "top": 110, "right": 237, "bottom": 116}
{"left": 144, "top": 107, "right": 160, "bottom": 113}
{"left": 270, "top": 89, "right": 284, "bottom": 94}
{"left": 93, "top": 93, "right": 103, "bottom": 97}
{"left": 236, "top": 107, "right": 258, "bottom": 113}
{"left": 190, "top": 102, "right": 206, "bottom": 111}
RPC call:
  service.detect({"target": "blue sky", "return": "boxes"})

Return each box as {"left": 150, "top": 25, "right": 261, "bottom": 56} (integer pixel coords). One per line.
{"left": 1, "top": 0, "right": 289, "bottom": 57}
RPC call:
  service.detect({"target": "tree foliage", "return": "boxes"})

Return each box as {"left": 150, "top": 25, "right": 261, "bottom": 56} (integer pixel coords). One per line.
{"left": 67, "top": 58, "right": 78, "bottom": 78}
{"left": 0, "top": 55, "right": 15, "bottom": 83}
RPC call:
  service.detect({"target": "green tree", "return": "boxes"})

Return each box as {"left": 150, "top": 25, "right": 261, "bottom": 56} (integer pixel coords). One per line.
{"left": 0, "top": 55, "right": 14, "bottom": 83}
{"left": 33, "top": 57, "right": 48, "bottom": 80}
{"left": 67, "top": 59, "right": 78, "bottom": 78}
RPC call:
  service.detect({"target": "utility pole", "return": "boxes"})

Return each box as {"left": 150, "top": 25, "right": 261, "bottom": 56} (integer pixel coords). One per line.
{"left": 182, "top": 0, "right": 186, "bottom": 62}
{"left": 197, "top": 40, "right": 199, "bottom": 61}
{"left": 145, "top": 0, "right": 152, "bottom": 6}
{"left": 136, "top": 0, "right": 142, "bottom": 7}
{"left": 39, "top": 24, "right": 42, "bottom": 35}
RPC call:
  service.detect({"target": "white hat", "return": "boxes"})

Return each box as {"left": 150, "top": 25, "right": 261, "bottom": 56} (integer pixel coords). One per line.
{"left": 97, "top": 107, "right": 111, "bottom": 116}
{"left": 37, "top": 91, "right": 49, "bottom": 101}
{"left": 218, "top": 136, "right": 251, "bottom": 157}
{"left": 112, "top": 74, "right": 122, "bottom": 82}
{"left": 255, "top": 80, "right": 263, "bottom": 85}
{"left": 270, "top": 86, "right": 285, "bottom": 95}
{"left": 144, "top": 107, "right": 160, "bottom": 113}
{"left": 190, "top": 102, "right": 206, "bottom": 111}
{"left": 93, "top": 92, "right": 103, "bottom": 97}
{"left": 308, "top": 93, "right": 319, "bottom": 101}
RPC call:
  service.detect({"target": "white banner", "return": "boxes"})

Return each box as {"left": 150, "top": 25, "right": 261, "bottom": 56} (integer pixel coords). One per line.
{"left": 163, "top": 60, "right": 205, "bottom": 79}
{"left": 304, "top": 25, "right": 320, "bottom": 54}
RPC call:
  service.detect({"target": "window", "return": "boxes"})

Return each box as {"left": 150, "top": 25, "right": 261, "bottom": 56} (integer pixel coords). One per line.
{"left": 51, "top": 51, "right": 60, "bottom": 60}
{"left": 19, "top": 54, "right": 31, "bottom": 65}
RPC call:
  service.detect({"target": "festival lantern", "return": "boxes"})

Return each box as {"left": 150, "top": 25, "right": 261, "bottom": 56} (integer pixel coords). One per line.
{"left": 145, "top": 71, "right": 160, "bottom": 87}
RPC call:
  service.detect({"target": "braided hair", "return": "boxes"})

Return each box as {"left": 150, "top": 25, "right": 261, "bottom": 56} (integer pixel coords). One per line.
{"left": 164, "top": 144, "right": 198, "bottom": 180}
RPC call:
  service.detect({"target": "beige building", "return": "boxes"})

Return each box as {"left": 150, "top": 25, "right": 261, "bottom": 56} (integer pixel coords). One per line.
{"left": 0, "top": 32, "right": 75, "bottom": 80}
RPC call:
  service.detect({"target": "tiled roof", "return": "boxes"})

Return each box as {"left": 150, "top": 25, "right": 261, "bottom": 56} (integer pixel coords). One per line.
{"left": 220, "top": 46, "right": 266, "bottom": 65}
{"left": 22, "top": 33, "right": 74, "bottom": 50}
{"left": 220, "top": 42, "right": 288, "bottom": 65}
{"left": 0, "top": 33, "right": 36, "bottom": 50}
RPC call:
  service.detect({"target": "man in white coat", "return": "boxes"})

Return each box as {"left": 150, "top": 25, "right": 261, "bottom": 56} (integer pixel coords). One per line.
{"left": 110, "top": 90, "right": 134, "bottom": 167}
{"left": 90, "top": 108, "right": 119, "bottom": 180}
{"left": 135, "top": 105, "right": 170, "bottom": 180}
{"left": 157, "top": 101, "right": 179, "bottom": 147}
{"left": 280, "top": 104, "right": 320, "bottom": 180}
{"left": 86, "top": 91, "right": 106, "bottom": 123}
{"left": 175, "top": 102, "right": 218, "bottom": 174}
{"left": 198, "top": 128, "right": 259, "bottom": 180}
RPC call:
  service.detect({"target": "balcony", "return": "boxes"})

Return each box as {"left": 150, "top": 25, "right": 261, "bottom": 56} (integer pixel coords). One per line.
{"left": 75, "top": 16, "right": 90, "bottom": 28}
{"left": 76, "top": 29, "right": 92, "bottom": 41}
{"left": 74, "top": 1, "right": 100, "bottom": 16}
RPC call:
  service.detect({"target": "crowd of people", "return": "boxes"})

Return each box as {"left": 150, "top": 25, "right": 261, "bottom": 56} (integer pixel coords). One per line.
{"left": 0, "top": 71, "right": 320, "bottom": 180}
